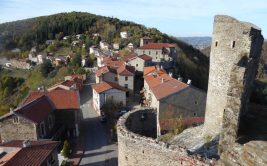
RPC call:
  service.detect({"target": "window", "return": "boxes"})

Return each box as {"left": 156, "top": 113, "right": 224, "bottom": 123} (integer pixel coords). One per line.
{"left": 156, "top": 51, "right": 158, "bottom": 55}
{"left": 143, "top": 50, "right": 145, "bottom": 54}
{"left": 115, "top": 76, "right": 118, "bottom": 81}
{"left": 193, "top": 112, "right": 197, "bottom": 117}
{"left": 124, "top": 84, "right": 128, "bottom": 89}
{"left": 136, "top": 64, "right": 138, "bottom": 67}
{"left": 148, "top": 51, "right": 151, "bottom": 55}
{"left": 40, "top": 123, "right": 46, "bottom": 137}
{"left": 156, "top": 57, "right": 158, "bottom": 59}
{"left": 48, "top": 115, "right": 53, "bottom": 129}
{"left": 232, "top": 41, "right": 236, "bottom": 48}
{"left": 195, "top": 101, "right": 198, "bottom": 105}
{"left": 13, "top": 116, "right": 19, "bottom": 124}
{"left": 215, "top": 41, "right": 218, "bottom": 47}
{"left": 125, "top": 76, "right": 128, "bottom": 81}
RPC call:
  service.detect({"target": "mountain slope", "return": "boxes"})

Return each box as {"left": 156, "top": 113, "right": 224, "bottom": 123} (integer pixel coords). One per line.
{"left": 0, "top": 12, "right": 209, "bottom": 89}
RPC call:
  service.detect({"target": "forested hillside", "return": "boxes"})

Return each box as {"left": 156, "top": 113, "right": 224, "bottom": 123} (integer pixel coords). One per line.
{"left": 0, "top": 12, "right": 209, "bottom": 89}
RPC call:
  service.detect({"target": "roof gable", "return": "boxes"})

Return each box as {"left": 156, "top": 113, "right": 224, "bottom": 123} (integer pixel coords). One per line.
{"left": 92, "top": 82, "right": 127, "bottom": 94}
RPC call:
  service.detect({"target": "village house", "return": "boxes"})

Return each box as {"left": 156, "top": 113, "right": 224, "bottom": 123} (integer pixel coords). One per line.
{"left": 23, "top": 90, "right": 81, "bottom": 138}
{"left": 135, "top": 42, "right": 176, "bottom": 69}
{"left": 29, "top": 53, "right": 48, "bottom": 65}
{"left": 48, "top": 74, "right": 85, "bottom": 91}
{"left": 100, "top": 41, "right": 111, "bottom": 50}
{"left": 89, "top": 45, "right": 98, "bottom": 55}
{"left": 0, "top": 140, "right": 59, "bottom": 166}
{"left": 95, "top": 63, "right": 135, "bottom": 94}
{"left": 142, "top": 66, "right": 206, "bottom": 136}
{"left": 96, "top": 55, "right": 119, "bottom": 67}
{"left": 54, "top": 56, "right": 67, "bottom": 66}
{"left": 113, "top": 43, "right": 120, "bottom": 50}
{"left": 127, "top": 43, "right": 135, "bottom": 50}
{"left": 0, "top": 96, "right": 57, "bottom": 142}
{"left": 45, "top": 40, "right": 55, "bottom": 45}
{"left": 92, "top": 81, "right": 127, "bottom": 114}
{"left": 140, "top": 36, "right": 153, "bottom": 47}
{"left": 123, "top": 53, "right": 152, "bottom": 72}
{"left": 120, "top": 31, "right": 131, "bottom": 39}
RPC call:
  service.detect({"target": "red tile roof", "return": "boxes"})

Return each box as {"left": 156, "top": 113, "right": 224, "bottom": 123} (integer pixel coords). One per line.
{"left": 151, "top": 79, "right": 188, "bottom": 100}
{"left": 138, "top": 54, "right": 152, "bottom": 61}
{"left": 117, "top": 65, "right": 135, "bottom": 76}
{"left": 96, "top": 66, "right": 117, "bottom": 77}
{"left": 0, "top": 96, "right": 55, "bottom": 124}
{"left": 143, "top": 66, "right": 166, "bottom": 76}
{"left": 23, "top": 90, "right": 80, "bottom": 110}
{"left": 16, "top": 96, "right": 55, "bottom": 123}
{"left": 104, "top": 60, "right": 124, "bottom": 68}
{"left": 122, "top": 53, "right": 138, "bottom": 62}
{"left": 0, "top": 140, "right": 59, "bottom": 166}
{"left": 92, "top": 82, "right": 127, "bottom": 94}
{"left": 139, "top": 43, "right": 175, "bottom": 49}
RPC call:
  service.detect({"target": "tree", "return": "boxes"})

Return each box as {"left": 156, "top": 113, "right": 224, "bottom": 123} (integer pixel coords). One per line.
{"left": 70, "top": 54, "right": 82, "bottom": 67}
{"left": 61, "top": 140, "right": 70, "bottom": 158}
{"left": 76, "top": 67, "right": 86, "bottom": 74}
{"left": 40, "top": 60, "right": 54, "bottom": 77}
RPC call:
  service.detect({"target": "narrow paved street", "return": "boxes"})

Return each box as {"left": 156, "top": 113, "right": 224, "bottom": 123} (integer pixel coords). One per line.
{"left": 79, "top": 74, "right": 118, "bottom": 166}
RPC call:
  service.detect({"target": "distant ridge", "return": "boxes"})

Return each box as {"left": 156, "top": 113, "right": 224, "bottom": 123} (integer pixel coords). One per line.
{"left": 177, "top": 37, "right": 211, "bottom": 49}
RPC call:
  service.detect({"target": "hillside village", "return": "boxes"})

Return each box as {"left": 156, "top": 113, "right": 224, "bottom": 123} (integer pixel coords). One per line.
{"left": 0, "top": 22, "right": 212, "bottom": 165}
{"left": 0, "top": 12, "right": 266, "bottom": 166}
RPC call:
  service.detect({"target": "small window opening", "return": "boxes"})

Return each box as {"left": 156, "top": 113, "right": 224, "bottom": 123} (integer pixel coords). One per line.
{"left": 232, "top": 41, "right": 236, "bottom": 48}
{"left": 215, "top": 41, "right": 218, "bottom": 47}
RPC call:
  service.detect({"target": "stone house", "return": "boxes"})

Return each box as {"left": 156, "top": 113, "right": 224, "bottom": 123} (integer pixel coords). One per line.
{"left": 0, "top": 96, "right": 57, "bottom": 142}
{"left": 142, "top": 66, "right": 206, "bottom": 136}
{"left": 0, "top": 140, "right": 59, "bottom": 166}
{"left": 92, "top": 81, "right": 127, "bottom": 114}
{"left": 120, "top": 31, "right": 131, "bottom": 39}
{"left": 10, "top": 59, "right": 32, "bottom": 70}
{"left": 100, "top": 41, "right": 111, "bottom": 50}
{"left": 95, "top": 63, "right": 135, "bottom": 94}
{"left": 23, "top": 90, "right": 81, "bottom": 137}
{"left": 123, "top": 53, "right": 152, "bottom": 72}
{"left": 135, "top": 43, "right": 176, "bottom": 69}
{"left": 140, "top": 36, "right": 153, "bottom": 47}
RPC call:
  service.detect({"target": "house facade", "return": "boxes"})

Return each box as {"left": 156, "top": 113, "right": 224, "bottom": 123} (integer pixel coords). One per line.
{"left": 95, "top": 63, "right": 135, "bottom": 94}
{"left": 142, "top": 66, "right": 206, "bottom": 136}
{"left": 140, "top": 37, "right": 153, "bottom": 47}
{"left": 23, "top": 90, "right": 81, "bottom": 137}
{"left": 123, "top": 53, "right": 152, "bottom": 72}
{"left": 92, "top": 82, "right": 127, "bottom": 114}
{"left": 135, "top": 43, "right": 176, "bottom": 69}
{"left": 0, "top": 96, "right": 56, "bottom": 142}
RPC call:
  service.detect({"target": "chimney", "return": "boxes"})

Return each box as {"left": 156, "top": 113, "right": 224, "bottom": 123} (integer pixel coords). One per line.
{"left": 187, "top": 79, "right": 192, "bottom": 85}
{"left": 23, "top": 140, "right": 31, "bottom": 148}
{"left": 178, "top": 76, "right": 183, "bottom": 81}
{"left": 156, "top": 65, "right": 160, "bottom": 71}
{"left": 161, "top": 78, "right": 164, "bottom": 84}
{"left": 169, "top": 72, "right": 173, "bottom": 77}
{"left": 9, "top": 108, "right": 13, "bottom": 113}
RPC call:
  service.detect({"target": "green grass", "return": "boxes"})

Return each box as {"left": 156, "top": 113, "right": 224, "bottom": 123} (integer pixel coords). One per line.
{"left": 54, "top": 46, "right": 71, "bottom": 56}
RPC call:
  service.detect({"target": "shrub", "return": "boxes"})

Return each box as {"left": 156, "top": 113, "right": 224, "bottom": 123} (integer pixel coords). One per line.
{"left": 61, "top": 140, "right": 70, "bottom": 158}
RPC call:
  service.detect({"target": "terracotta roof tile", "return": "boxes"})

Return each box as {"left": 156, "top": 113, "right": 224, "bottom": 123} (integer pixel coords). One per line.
{"left": 96, "top": 66, "right": 117, "bottom": 77}
{"left": 151, "top": 79, "right": 188, "bottom": 100}
{"left": 122, "top": 53, "right": 138, "bottom": 62}
{"left": 0, "top": 96, "right": 55, "bottom": 123}
{"left": 117, "top": 65, "right": 135, "bottom": 76}
{"left": 143, "top": 66, "right": 166, "bottom": 76}
{"left": 23, "top": 90, "right": 80, "bottom": 110}
{"left": 0, "top": 140, "right": 59, "bottom": 166}
{"left": 138, "top": 54, "right": 152, "bottom": 61}
{"left": 92, "top": 82, "right": 127, "bottom": 93}
{"left": 139, "top": 43, "right": 175, "bottom": 49}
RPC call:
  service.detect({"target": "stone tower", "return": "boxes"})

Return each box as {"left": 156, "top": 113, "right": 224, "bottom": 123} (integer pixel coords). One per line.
{"left": 203, "top": 15, "right": 263, "bottom": 137}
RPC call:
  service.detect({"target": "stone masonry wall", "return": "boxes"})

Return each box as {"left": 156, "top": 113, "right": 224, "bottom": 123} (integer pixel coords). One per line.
{"left": 203, "top": 15, "right": 263, "bottom": 137}
{"left": 0, "top": 115, "right": 37, "bottom": 142}
{"left": 117, "top": 108, "right": 208, "bottom": 166}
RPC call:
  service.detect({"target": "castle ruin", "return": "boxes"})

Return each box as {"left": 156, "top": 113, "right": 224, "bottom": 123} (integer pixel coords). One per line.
{"left": 203, "top": 15, "right": 264, "bottom": 137}
{"left": 117, "top": 15, "right": 266, "bottom": 166}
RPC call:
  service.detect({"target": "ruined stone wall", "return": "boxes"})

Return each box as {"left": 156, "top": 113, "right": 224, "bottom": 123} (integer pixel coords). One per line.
{"left": 117, "top": 109, "right": 208, "bottom": 166}
{"left": 203, "top": 15, "right": 264, "bottom": 137}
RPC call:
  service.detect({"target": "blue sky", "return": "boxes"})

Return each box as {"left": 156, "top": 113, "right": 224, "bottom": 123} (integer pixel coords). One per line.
{"left": 0, "top": 0, "right": 266, "bottom": 37}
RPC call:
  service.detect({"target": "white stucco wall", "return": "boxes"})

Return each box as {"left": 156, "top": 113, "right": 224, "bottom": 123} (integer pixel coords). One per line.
{"left": 118, "top": 75, "right": 134, "bottom": 92}
{"left": 127, "top": 57, "right": 145, "bottom": 72}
